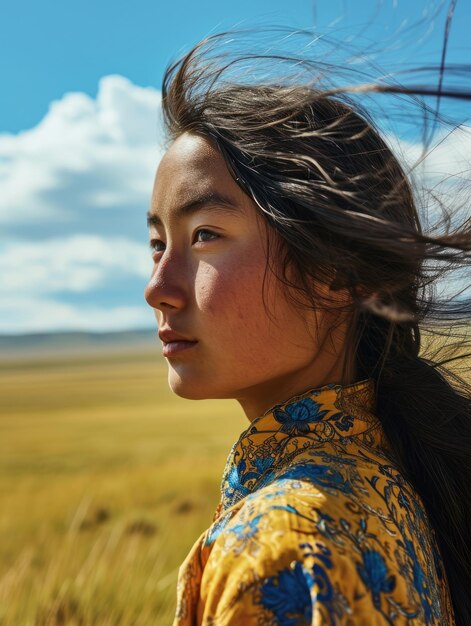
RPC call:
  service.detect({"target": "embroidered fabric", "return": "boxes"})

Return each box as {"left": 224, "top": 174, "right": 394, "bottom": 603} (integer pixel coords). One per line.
{"left": 172, "top": 379, "right": 455, "bottom": 626}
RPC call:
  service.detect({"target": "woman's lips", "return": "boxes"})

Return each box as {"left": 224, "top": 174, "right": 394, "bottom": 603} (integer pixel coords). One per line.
{"left": 162, "top": 340, "right": 198, "bottom": 357}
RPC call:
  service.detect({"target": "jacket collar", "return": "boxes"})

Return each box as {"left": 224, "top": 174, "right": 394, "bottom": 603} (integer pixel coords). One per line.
{"left": 218, "top": 378, "right": 390, "bottom": 514}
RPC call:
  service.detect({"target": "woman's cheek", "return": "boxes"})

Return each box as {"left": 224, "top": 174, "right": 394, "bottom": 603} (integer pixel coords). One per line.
{"left": 195, "top": 254, "right": 258, "bottom": 310}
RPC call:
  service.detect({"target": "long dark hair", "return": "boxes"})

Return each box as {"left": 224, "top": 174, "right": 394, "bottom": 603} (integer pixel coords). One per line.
{"left": 159, "top": 21, "right": 471, "bottom": 626}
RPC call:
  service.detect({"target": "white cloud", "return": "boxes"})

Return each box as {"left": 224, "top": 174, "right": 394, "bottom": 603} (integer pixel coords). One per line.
{"left": 384, "top": 125, "right": 471, "bottom": 228}
{"left": 0, "top": 235, "right": 152, "bottom": 294}
{"left": 0, "top": 75, "right": 162, "bottom": 333}
{"left": 0, "top": 75, "right": 163, "bottom": 237}
{"left": 0, "top": 295, "right": 154, "bottom": 334}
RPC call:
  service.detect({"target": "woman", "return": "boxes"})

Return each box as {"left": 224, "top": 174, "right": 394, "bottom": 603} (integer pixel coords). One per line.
{"left": 144, "top": 27, "right": 470, "bottom": 626}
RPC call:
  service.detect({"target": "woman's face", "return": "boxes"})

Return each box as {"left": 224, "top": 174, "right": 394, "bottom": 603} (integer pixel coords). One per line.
{"left": 144, "top": 131, "right": 352, "bottom": 420}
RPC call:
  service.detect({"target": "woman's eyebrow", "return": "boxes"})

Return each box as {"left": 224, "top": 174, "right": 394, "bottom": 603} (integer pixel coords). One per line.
{"left": 146, "top": 191, "right": 242, "bottom": 227}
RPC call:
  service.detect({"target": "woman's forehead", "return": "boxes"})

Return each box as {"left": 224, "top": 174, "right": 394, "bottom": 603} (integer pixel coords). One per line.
{"left": 159, "top": 132, "right": 220, "bottom": 174}
{"left": 152, "top": 132, "right": 252, "bottom": 212}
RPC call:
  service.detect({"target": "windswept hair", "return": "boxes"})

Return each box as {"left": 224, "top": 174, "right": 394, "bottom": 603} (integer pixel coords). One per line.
{"left": 160, "top": 20, "right": 471, "bottom": 626}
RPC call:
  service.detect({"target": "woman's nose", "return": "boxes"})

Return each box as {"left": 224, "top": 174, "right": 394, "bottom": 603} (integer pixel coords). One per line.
{"left": 144, "top": 251, "right": 188, "bottom": 311}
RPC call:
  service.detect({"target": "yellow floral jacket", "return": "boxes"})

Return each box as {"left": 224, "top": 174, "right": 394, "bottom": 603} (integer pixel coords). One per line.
{"left": 172, "top": 379, "right": 455, "bottom": 625}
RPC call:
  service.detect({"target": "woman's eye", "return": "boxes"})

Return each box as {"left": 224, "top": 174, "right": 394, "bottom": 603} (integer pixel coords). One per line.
{"left": 149, "top": 239, "right": 165, "bottom": 254}
{"left": 193, "top": 228, "right": 219, "bottom": 244}
{"left": 149, "top": 229, "right": 219, "bottom": 255}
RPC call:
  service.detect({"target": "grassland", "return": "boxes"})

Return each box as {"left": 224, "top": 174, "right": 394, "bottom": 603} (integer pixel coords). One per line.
{"left": 0, "top": 348, "right": 246, "bottom": 625}
{"left": 1, "top": 331, "right": 468, "bottom": 625}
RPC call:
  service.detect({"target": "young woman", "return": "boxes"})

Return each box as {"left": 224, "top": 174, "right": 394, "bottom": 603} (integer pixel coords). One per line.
{"left": 144, "top": 27, "right": 471, "bottom": 626}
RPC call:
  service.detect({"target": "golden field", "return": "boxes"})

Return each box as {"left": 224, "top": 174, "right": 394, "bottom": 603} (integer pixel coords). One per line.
{"left": 0, "top": 347, "right": 246, "bottom": 625}
{"left": 0, "top": 332, "right": 468, "bottom": 625}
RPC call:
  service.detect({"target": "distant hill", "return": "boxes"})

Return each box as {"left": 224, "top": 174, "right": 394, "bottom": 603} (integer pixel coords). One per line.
{"left": 0, "top": 328, "right": 159, "bottom": 359}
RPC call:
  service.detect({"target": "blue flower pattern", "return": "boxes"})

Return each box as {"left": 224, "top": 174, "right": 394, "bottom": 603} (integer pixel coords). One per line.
{"left": 356, "top": 549, "right": 397, "bottom": 609}
{"left": 273, "top": 397, "right": 331, "bottom": 435}
{"left": 260, "top": 560, "right": 314, "bottom": 625}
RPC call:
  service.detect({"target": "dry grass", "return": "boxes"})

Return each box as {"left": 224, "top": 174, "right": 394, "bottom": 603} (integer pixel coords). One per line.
{"left": 0, "top": 332, "right": 468, "bottom": 625}
{"left": 0, "top": 349, "right": 246, "bottom": 625}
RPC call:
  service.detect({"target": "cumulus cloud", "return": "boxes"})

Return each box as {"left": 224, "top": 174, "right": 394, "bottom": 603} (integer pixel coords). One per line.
{"left": 0, "top": 75, "right": 163, "bottom": 333}
{"left": 385, "top": 124, "right": 471, "bottom": 189}
{"left": 0, "top": 74, "right": 163, "bottom": 240}
{"left": 0, "top": 234, "right": 157, "bottom": 333}
{"left": 0, "top": 235, "right": 152, "bottom": 294}
{"left": 386, "top": 125, "right": 471, "bottom": 240}
{"left": 0, "top": 296, "right": 153, "bottom": 334}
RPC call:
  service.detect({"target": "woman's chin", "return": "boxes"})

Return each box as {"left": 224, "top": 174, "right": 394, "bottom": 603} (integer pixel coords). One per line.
{"left": 167, "top": 371, "right": 212, "bottom": 400}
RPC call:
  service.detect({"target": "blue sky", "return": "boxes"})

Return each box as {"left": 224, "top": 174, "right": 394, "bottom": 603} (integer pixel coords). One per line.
{"left": 2, "top": 0, "right": 471, "bottom": 134}
{"left": 1, "top": 0, "right": 470, "bottom": 334}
